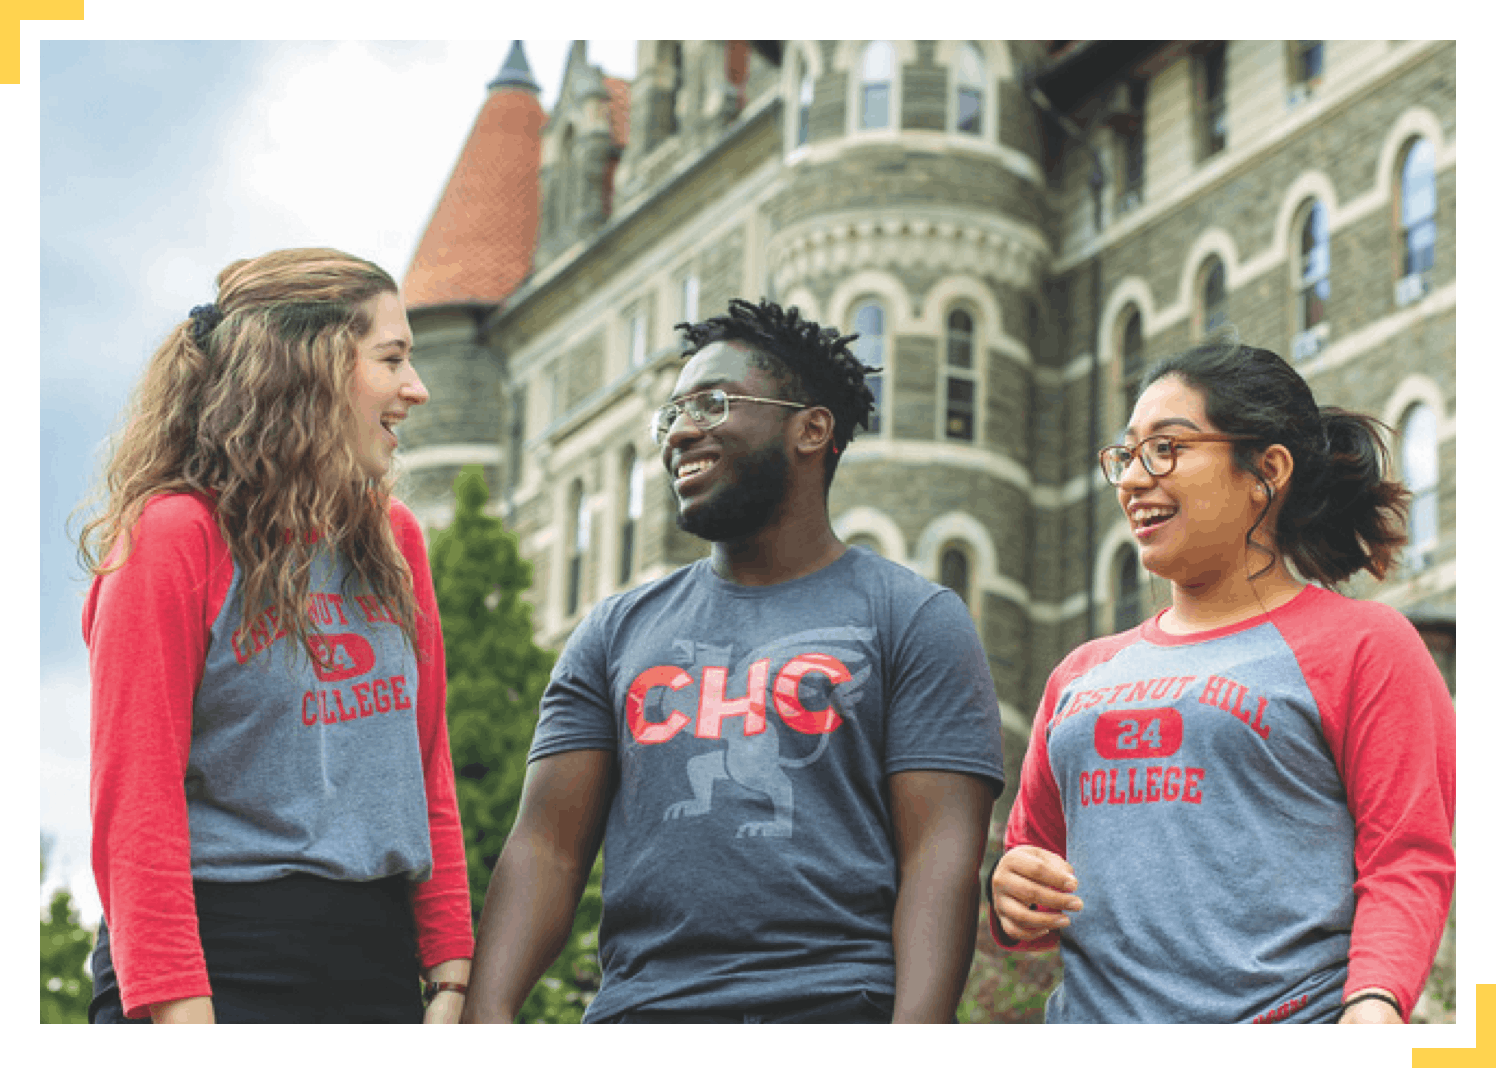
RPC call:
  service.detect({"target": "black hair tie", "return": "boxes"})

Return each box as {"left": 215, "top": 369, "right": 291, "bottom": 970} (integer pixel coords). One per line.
{"left": 1338, "top": 990, "right": 1401, "bottom": 1020}
{"left": 188, "top": 302, "right": 223, "bottom": 347}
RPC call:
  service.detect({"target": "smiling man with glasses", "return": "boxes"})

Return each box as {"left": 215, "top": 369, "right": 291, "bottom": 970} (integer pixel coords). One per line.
{"left": 464, "top": 298, "right": 1005, "bottom": 1025}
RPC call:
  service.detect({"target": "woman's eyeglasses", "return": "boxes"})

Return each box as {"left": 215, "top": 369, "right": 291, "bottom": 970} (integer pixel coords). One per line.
{"left": 650, "top": 389, "right": 810, "bottom": 445}
{"left": 1098, "top": 433, "right": 1259, "bottom": 485}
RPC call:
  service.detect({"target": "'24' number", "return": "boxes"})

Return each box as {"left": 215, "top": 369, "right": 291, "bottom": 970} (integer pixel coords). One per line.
{"left": 1115, "top": 718, "right": 1164, "bottom": 751}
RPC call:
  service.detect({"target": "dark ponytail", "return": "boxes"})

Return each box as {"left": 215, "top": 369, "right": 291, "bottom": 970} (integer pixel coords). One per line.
{"left": 1137, "top": 340, "right": 1410, "bottom": 586}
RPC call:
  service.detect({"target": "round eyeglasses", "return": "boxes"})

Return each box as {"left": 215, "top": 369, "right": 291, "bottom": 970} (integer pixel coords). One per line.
{"left": 1098, "top": 433, "right": 1260, "bottom": 485}
{"left": 650, "top": 388, "right": 810, "bottom": 445}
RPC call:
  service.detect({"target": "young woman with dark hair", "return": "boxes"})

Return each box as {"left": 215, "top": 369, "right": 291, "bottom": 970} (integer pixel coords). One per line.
{"left": 989, "top": 339, "right": 1454, "bottom": 1024}
{"left": 79, "top": 248, "right": 472, "bottom": 1023}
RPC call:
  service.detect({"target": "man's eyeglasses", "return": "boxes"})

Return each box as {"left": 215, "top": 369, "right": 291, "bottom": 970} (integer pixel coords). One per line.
{"left": 650, "top": 389, "right": 810, "bottom": 445}
{"left": 1098, "top": 433, "right": 1259, "bottom": 485}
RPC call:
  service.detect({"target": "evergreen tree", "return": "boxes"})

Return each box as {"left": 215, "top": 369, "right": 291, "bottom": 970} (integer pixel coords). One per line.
{"left": 40, "top": 840, "right": 93, "bottom": 1024}
{"left": 430, "top": 466, "right": 602, "bottom": 1022}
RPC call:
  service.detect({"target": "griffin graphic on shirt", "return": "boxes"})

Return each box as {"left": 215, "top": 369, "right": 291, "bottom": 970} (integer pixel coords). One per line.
{"left": 646, "top": 627, "right": 872, "bottom": 838}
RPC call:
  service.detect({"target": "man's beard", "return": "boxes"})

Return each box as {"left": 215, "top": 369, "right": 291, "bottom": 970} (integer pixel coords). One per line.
{"left": 676, "top": 441, "right": 789, "bottom": 543}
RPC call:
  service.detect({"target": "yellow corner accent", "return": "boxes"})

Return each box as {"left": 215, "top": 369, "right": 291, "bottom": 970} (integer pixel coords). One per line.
{"left": 3, "top": 2, "right": 87, "bottom": 85}
{"left": 1413, "top": 984, "right": 1489, "bottom": 1065}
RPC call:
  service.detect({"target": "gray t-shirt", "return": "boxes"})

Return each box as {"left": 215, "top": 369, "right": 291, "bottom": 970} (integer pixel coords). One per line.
{"left": 530, "top": 546, "right": 1005, "bottom": 1020}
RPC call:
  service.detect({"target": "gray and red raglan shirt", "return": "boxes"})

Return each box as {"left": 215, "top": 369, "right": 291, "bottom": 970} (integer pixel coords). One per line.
{"left": 997, "top": 584, "right": 1454, "bottom": 1023}
{"left": 84, "top": 493, "right": 472, "bottom": 1019}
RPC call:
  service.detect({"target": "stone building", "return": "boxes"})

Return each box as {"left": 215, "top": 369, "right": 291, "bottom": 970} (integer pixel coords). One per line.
{"left": 397, "top": 40, "right": 1456, "bottom": 813}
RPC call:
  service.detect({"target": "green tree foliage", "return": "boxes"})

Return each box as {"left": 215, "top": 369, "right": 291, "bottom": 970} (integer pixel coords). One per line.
{"left": 40, "top": 841, "right": 94, "bottom": 1024}
{"left": 430, "top": 466, "right": 602, "bottom": 1022}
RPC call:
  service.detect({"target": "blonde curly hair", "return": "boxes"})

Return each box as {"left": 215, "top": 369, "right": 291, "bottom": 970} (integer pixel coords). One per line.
{"left": 78, "top": 247, "right": 420, "bottom": 661}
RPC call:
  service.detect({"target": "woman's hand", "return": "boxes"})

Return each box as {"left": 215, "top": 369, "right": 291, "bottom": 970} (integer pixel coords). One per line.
{"left": 149, "top": 996, "right": 215, "bottom": 1024}
{"left": 423, "top": 989, "right": 466, "bottom": 1024}
{"left": 990, "top": 845, "right": 1083, "bottom": 943}
{"left": 422, "top": 958, "right": 471, "bottom": 1024}
{"left": 1338, "top": 988, "right": 1403, "bottom": 1024}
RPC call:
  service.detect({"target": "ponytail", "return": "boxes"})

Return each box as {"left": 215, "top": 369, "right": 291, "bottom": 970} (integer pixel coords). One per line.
{"left": 1276, "top": 408, "right": 1410, "bottom": 585}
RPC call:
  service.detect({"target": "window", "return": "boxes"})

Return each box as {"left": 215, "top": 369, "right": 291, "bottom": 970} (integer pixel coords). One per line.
{"left": 1119, "top": 308, "right": 1145, "bottom": 419}
{"left": 1297, "top": 200, "right": 1330, "bottom": 334}
{"left": 954, "top": 43, "right": 984, "bottom": 134}
{"left": 1115, "top": 549, "right": 1141, "bottom": 631}
{"left": 548, "top": 364, "right": 562, "bottom": 422}
{"left": 1401, "top": 404, "right": 1438, "bottom": 557}
{"left": 1199, "top": 44, "right": 1227, "bottom": 158}
{"left": 847, "top": 533, "right": 881, "bottom": 554}
{"left": 567, "top": 482, "right": 589, "bottom": 617}
{"left": 619, "top": 450, "right": 644, "bottom": 586}
{"left": 940, "top": 545, "right": 970, "bottom": 605}
{"left": 1199, "top": 259, "right": 1227, "bottom": 337}
{"left": 1286, "top": 42, "right": 1323, "bottom": 108}
{"left": 1400, "top": 139, "right": 1437, "bottom": 279}
{"left": 860, "top": 41, "right": 895, "bottom": 130}
{"left": 1118, "top": 79, "right": 1146, "bottom": 209}
{"left": 944, "top": 309, "right": 976, "bottom": 442}
{"left": 680, "top": 273, "right": 699, "bottom": 324}
{"left": 507, "top": 386, "right": 526, "bottom": 492}
{"left": 797, "top": 69, "right": 814, "bottom": 146}
{"left": 852, "top": 300, "right": 885, "bottom": 434}
{"left": 665, "top": 42, "right": 684, "bottom": 137}
{"left": 629, "top": 309, "right": 649, "bottom": 369}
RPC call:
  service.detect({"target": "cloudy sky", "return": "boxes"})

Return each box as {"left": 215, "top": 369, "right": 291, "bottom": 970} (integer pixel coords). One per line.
{"left": 34, "top": 30, "right": 637, "bottom": 923}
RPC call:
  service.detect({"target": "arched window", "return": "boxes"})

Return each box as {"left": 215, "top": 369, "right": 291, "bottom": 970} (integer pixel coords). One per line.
{"left": 1199, "top": 258, "right": 1227, "bottom": 336}
{"left": 944, "top": 309, "right": 976, "bottom": 442}
{"left": 1297, "top": 200, "right": 1330, "bottom": 334}
{"left": 847, "top": 533, "right": 882, "bottom": 554}
{"left": 1115, "top": 549, "right": 1141, "bottom": 631}
{"left": 852, "top": 300, "right": 885, "bottom": 434}
{"left": 1400, "top": 138, "right": 1437, "bottom": 279}
{"left": 955, "top": 43, "right": 984, "bottom": 134}
{"left": 619, "top": 450, "right": 644, "bottom": 587}
{"left": 940, "top": 545, "right": 971, "bottom": 605}
{"left": 567, "top": 481, "right": 588, "bottom": 617}
{"left": 1119, "top": 307, "right": 1144, "bottom": 420}
{"left": 1401, "top": 403, "right": 1438, "bottom": 557}
{"left": 860, "top": 41, "right": 895, "bottom": 130}
{"left": 797, "top": 69, "right": 814, "bottom": 146}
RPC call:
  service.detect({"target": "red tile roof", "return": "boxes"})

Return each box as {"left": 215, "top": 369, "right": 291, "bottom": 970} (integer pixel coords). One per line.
{"left": 404, "top": 84, "right": 545, "bottom": 309}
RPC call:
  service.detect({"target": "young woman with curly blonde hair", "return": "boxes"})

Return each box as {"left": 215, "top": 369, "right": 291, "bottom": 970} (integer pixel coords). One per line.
{"left": 79, "top": 248, "right": 472, "bottom": 1023}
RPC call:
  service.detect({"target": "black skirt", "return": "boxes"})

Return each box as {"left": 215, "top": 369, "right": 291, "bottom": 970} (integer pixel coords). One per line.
{"left": 89, "top": 873, "right": 424, "bottom": 1024}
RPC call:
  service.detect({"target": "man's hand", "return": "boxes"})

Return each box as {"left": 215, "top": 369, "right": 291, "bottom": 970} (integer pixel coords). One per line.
{"left": 990, "top": 845, "right": 1083, "bottom": 943}
{"left": 888, "top": 770, "right": 995, "bottom": 1022}
{"left": 461, "top": 750, "right": 612, "bottom": 1023}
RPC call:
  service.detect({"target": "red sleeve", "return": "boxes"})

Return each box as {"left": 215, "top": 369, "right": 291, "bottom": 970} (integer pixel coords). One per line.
{"left": 84, "top": 494, "right": 233, "bottom": 1019}
{"left": 390, "top": 499, "right": 475, "bottom": 969}
{"left": 993, "top": 633, "right": 1136, "bottom": 952}
{"left": 1278, "top": 591, "right": 1456, "bottom": 1020}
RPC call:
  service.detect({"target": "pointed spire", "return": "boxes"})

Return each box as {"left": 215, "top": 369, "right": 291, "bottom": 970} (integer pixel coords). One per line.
{"left": 561, "top": 40, "right": 605, "bottom": 99}
{"left": 489, "top": 40, "right": 539, "bottom": 94}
